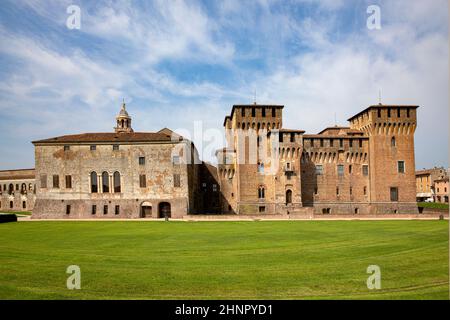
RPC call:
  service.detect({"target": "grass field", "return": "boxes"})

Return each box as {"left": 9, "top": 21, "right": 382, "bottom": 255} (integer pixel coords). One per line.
{"left": 0, "top": 220, "right": 448, "bottom": 300}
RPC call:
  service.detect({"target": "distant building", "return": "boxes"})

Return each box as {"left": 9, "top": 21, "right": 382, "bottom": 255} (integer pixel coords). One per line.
{"left": 0, "top": 169, "right": 36, "bottom": 212}
{"left": 416, "top": 167, "right": 448, "bottom": 202}
{"left": 434, "top": 177, "right": 449, "bottom": 203}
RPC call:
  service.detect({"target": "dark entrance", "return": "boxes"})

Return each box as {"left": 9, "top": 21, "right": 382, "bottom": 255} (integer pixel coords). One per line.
{"left": 158, "top": 202, "right": 171, "bottom": 218}
{"left": 140, "top": 202, "right": 152, "bottom": 218}
{"left": 286, "top": 190, "right": 292, "bottom": 205}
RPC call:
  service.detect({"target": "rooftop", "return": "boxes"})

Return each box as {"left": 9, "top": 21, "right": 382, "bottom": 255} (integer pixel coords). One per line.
{"left": 347, "top": 104, "right": 419, "bottom": 122}
{"left": 32, "top": 131, "right": 182, "bottom": 144}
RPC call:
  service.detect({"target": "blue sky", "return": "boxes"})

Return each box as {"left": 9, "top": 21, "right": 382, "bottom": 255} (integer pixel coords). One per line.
{"left": 0, "top": 0, "right": 448, "bottom": 169}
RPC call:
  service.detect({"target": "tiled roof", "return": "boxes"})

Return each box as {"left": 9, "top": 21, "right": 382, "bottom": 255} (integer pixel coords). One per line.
{"left": 32, "top": 132, "right": 180, "bottom": 144}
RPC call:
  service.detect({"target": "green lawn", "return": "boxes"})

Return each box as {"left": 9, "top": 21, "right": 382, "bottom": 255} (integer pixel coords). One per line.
{"left": 0, "top": 221, "right": 448, "bottom": 300}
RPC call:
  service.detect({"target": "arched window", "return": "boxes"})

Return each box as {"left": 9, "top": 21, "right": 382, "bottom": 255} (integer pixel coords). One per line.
{"left": 102, "top": 172, "right": 109, "bottom": 193}
{"left": 391, "top": 137, "right": 396, "bottom": 147}
{"left": 258, "top": 186, "right": 265, "bottom": 199}
{"left": 21, "top": 183, "right": 27, "bottom": 194}
{"left": 113, "top": 171, "right": 121, "bottom": 193}
{"left": 91, "top": 172, "right": 98, "bottom": 193}
{"left": 286, "top": 189, "right": 292, "bottom": 204}
{"left": 8, "top": 184, "right": 13, "bottom": 195}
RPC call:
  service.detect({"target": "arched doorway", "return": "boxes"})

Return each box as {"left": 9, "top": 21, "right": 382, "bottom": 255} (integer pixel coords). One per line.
{"left": 158, "top": 202, "right": 171, "bottom": 218}
{"left": 140, "top": 202, "right": 152, "bottom": 218}
{"left": 286, "top": 190, "right": 292, "bottom": 205}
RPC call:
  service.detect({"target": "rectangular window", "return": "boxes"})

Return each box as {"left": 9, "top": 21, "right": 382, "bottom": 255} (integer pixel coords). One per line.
{"left": 349, "top": 140, "right": 353, "bottom": 148}
{"left": 330, "top": 139, "right": 334, "bottom": 147}
{"left": 113, "top": 145, "right": 119, "bottom": 151}
{"left": 262, "top": 107, "right": 266, "bottom": 117}
{"left": 362, "top": 165, "right": 369, "bottom": 176}
{"left": 65, "top": 175, "right": 72, "bottom": 189}
{"left": 64, "top": 145, "right": 70, "bottom": 151}
{"left": 92, "top": 205, "right": 97, "bottom": 215}
{"left": 241, "top": 107, "right": 245, "bottom": 117}
{"left": 337, "top": 165, "right": 344, "bottom": 176}
{"left": 115, "top": 205, "right": 120, "bottom": 215}
{"left": 172, "top": 156, "right": 180, "bottom": 165}
{"left": 174, "top": 174, "right": 181, "bottom": 188}
{"left": 139, "top": 156, "right": 145, "bottom": 165}
{"left": 407, "top": 109, "right": 410, "bottom": 118}
{"left": 279, "top": 134, "right": 283, "bottom": 143}
{"left": 359, "top": 139, "right": 363, "bottom": 148}
{"left": 139, "top": 175, "right": 146, "bottom": 188}
{"left": 252, "top": 107, "right": 256, "bottom": 117}
{"left": 90, "top": 145, "right": 96, "bottom": 151}
{"left": 103, "top": 205, "right": 108, "bottom": 215}
{"left": 315, "top": 165, "right": 323, "bottom": 175}
{"left": 397, "top": 108, "right": 401, "bottom": 117}
{"left": 364, "top": 186, "right": 367, "bottom": 195}
{"left": 336, "top": 187, "right": 340, "bottom": 195}
{"left": 349, "top": 165, "right": 352, "bottom": 174}
{"left": 398, "top": 161, "right": 405, "bottom": 174}
{"left": 339, "top": 139, "right": 343, "bottom": 148}
{"left": 378, "top": 109, "right": 382, "bottom": 118}
{"left": 388, "top": 108, "right": 391, "bottom": 118}
{"left": 320, "top": 139, "right": 324, "bottom": 147}
{"left": 390, "top": 187, "right": 399, "bottom": 202}
{"left": 40, "top": 174, "right": 47, "bottom": 189}
{"left": 272, "top": 107, "right": 276, "bottom": 117}
{"left": 22, "top": 201, "right": 26, "bottom": 209}
{"left": 259, "top": 206, "right": 266, "bottom": 213}
{"left": 350, "top": 187, "right": 353, "bottom": 195}
{"left": 290, "top": 133, "right": 295, "bottom": 143}
{"left": 66, "top": 205, "right": 71, "bottom": 215}
{"left": 52, "top": 175, "right": 59, "bottom": 188}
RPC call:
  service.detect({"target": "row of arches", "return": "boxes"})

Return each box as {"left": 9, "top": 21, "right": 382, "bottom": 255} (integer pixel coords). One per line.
{"left": 277, "top": 147, "right": 302, "bottom": 160}
{"left": 1, "top": 183, "right": 34, "bottom": 195}
{"left": 219, "top": 168, "right": 235, "bottom": 179}
{"left": 90, "top": 171, "right": 121, "bottom": 193}
{"left": 359, "top": 122, "right": 416, "bottom": 135}
{"left": 236, "top": 122, "right": 280, "bottom": 131}
{"left": 301, "top": 152, "right": 369, "bottom": 164}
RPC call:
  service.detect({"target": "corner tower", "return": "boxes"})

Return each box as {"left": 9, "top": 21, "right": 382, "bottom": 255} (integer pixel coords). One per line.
{"left": 115, "top": 101, "right": 133, "bottom": 133}
{"left": 348, "top": 104, "right": 419, "bottom": 213}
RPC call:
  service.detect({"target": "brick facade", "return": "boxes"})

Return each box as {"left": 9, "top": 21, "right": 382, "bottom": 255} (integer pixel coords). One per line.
{"left": 217, "top": 103, "right": 420, "bottom": 215}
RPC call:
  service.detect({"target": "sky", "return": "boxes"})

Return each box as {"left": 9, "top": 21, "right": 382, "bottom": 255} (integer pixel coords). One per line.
{"left": 0, "top": 0, "right": 448, "bottom": 169}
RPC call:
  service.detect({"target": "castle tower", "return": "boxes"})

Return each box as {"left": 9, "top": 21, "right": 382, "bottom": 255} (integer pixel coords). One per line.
{"left": 115, "top": 101, "right": 133, "bottom": 133}
{"left": 348, "top": 104, "right": 418, "bottom": 213}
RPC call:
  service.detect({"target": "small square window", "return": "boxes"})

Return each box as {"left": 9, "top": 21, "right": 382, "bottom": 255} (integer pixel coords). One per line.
{"left": 315, "top": 165, "right": 323, "bottom": 175}
{"left": 113, "top": 145, "right": 119, "bottom": 151}
{"left": 90, "top": 145, "right": 96, "bottom": 151}
{"left": 362, "top": 165, "right": 369, "bottom": 176}
{"left": 64, "top": 145, "right": 70, "bottom": 151}
{"left": 172, "top": 156, "right": 180, "bottom": 165}
{"left": 139, "top": 157, "right": 145, "bottom": 165}
{"left": 390, "top": 187, "right": 399, "bottom": 202}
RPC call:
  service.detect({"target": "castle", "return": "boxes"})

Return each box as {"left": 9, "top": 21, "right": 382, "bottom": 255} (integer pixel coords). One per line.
{"left": 0, "top": 102, "right": 419, "bottom": 218}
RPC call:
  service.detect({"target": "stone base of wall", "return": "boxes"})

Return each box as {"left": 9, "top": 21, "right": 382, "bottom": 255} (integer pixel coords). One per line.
{"left": 0, "top": 194, "right": 35, "bottom": 212}
{"left": 32, "top": 198, "right": 188, "bottom": 219}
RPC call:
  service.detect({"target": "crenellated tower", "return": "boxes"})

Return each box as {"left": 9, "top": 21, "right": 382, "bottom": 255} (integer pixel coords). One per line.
{"left": 348, "top": 104, "right": 418, "bottom": 213}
